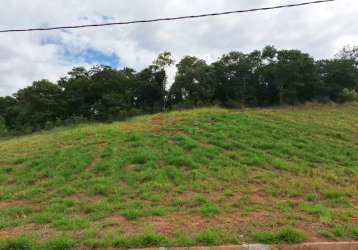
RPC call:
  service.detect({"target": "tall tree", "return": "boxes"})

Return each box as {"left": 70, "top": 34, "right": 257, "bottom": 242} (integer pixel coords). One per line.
{"left": 211, "top": 50, "right": 263, "bottom": 106}
{"left": 261, "top": 48, "right": 319, "bottom": 105}
{"left": 170, "top": 56, "right": 211, "bottom": 107}
{"left": 14, "top": 80, "right": 64, "bottom": 130}
{"left": 152, "top": 51, "right": 175, "bottom": 111}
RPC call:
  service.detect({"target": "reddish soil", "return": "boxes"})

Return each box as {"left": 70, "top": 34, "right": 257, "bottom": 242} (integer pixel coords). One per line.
{"left": 352, "top": 215, "right": 358, "bottom": 223}
{"left": 0, "top": 224, "right": 36, "bottom": 238}
{"left": 0, "top": 200, "right": 27, "bottom": 209}
{"left": 151, "top": 114, "right": 164, "bottom": 133}
{"left": 279, "top": 242, "right": 358, "bottom": 250}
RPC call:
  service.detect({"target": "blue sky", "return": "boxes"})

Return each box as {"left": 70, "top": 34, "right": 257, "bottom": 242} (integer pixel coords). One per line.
{"left": 40, "top": 36, "right": 121, "bottom": 68}
{"left": 63, "top": 48, "right": 121, "bottom": 68}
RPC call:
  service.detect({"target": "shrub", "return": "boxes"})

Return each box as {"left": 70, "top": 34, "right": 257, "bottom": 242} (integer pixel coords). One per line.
{"left": 338, "top": 88, "right": 358, "bottom": 103}
{"left": 0, "top": 116, "right": 8, "bottom": 137}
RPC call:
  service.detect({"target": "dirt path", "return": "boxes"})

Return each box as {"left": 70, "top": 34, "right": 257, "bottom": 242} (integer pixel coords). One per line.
{"left": 151, "top": 114, "right": 164, "bottom": 133}
{"left": 86, "top": 143, "right": 107, "bottom": 172}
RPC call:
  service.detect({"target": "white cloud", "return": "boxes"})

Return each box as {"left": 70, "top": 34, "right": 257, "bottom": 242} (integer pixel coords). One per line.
{"left": 0, "top": 0, "right": 357, "bottom": 96}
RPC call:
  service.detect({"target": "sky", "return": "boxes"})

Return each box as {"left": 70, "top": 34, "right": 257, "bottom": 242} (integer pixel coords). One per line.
{"left": 0, "top": 0, "right": 357, "bottom": 96}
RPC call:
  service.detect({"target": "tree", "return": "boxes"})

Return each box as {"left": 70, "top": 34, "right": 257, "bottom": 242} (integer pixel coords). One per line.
{"left": 14, "top": 80, "right": 65, "bottom": 130}
{"left": 0, "top": 96, "right": 17, "bottom": 130}
{"left": 1, "top": 47, "right": 358, "bottom": 135}
{"left": 90, "top": 66, "right": 138, "bottom": 120}
{"left": 261, "top": 49, "right": 319, "bottom": 105}
{"left": 337, "top": 45, "right": 358, "bottom": 66}
{"left": 318, "top": 59, "right": 358, "bottom": 101}
{"left": 152, "top": 51, "right": 175, "bottom": 111}
{"left": 58, "top": 67, "right": 95, "bottom": 119}
{"left": 211, "top": 50, "right": 263, "bottom": 106}
{"left": 136, "top": 66, "right": 166, "bottom": 113}
{"left": 170, "top": 56, "right": 211, "bottom": 107}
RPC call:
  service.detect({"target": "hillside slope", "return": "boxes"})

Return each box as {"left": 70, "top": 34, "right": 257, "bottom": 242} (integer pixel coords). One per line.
{"left": 0, "top": 104, "right": 357, "bottom": 248}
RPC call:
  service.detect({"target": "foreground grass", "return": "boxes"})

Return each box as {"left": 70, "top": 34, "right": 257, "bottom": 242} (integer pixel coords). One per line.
{"left": 0, "top": 104, "right": 357, "bottom": 249}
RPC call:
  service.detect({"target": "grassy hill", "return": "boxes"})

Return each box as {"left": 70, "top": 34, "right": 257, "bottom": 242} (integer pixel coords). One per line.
{"left": 0, "top": 104, "right": 357, "bottom": 249}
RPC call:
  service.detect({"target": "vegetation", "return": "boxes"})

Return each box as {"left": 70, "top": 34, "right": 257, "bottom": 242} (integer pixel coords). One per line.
{"left": 1, "top": 46, "right": 358, "bottom": 135}
{"left": 0, "top": 104, "right": 357, "bottom": 248}
{"left": 253, "top": 228, "right": 306, "bottom": 244}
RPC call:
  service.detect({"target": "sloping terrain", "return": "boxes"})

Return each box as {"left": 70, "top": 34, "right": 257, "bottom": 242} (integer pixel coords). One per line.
{"left": 0, "top": 104, "right": 357, "bottom": 248}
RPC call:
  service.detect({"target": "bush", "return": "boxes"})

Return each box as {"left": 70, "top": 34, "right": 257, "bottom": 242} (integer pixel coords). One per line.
{"left": 338, "top": 88, "right": 358, "bottom": 103}
{"left": 44, "top": 121, "right": 55, "bottom": 130}
{"left": 0, "top": 116, "right": 8, "bottom": 137}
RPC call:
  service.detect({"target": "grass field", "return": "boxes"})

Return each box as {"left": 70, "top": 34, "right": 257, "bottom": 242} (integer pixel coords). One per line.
{"left": 0, "top": 104, "right": 357, "bottom": 249}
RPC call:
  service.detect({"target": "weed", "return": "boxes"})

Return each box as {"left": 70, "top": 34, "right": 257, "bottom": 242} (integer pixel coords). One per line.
{"left": 121, "top": 208, "right": 144, "bottom": 220}
{"left": 44, "top": 236, "right": 76, "bottom": 250}
{"left": 113, "top": 232, "right": 169, "bottom": 248}
{"left": 276, "top": 228, "right": 306, "bottom": 243}
{"left": 305, "top": 194, "right": 319, "bottom": 202}
{"left": 254, "top": 228, "right": 306, "bottom": 244}
{"left": 0, "top": 237, "right": 34, "bottom": 250}
{"left": 195, "top": 230, "right": 220, "bottom": 245}
{"left": 201, "top": 204, "right": 220, "bottom": 217}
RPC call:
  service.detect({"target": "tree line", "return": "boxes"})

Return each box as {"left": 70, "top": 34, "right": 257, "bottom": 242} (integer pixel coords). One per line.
{"left": 1, "top": 46, "right": 357, "bottom": 135}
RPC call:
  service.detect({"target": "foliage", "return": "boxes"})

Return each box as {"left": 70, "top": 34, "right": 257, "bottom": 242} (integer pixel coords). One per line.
{"left": 1, "top": 46, "right": 358, "bottom": 134}
{"left": 253, "top": 228, "right": 306, "bottom": 244}
{"left": 0, "top": 116, "right": 7, "bottom": 136}
{"left": 338, "top": 88, "right": 358, "bottom": 103}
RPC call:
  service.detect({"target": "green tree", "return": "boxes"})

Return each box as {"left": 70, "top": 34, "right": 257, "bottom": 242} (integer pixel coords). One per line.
{"left": 318, "top": 59, "right": 358, "bottom": 101}
{"left": 14, "top": 80, "right": 64, "bottom": 130}
{"left": 261, "top": 49, "right": 319, "bottom": 105}
{"left": 152, "top": 51, "right": 175, "bottom": 111}
{"left": 170, "top": 56, "right": 211, "bottom": 107}
{"left": 211, "top": 50, "right": 263, "bottom": 106}
{"left": 0, "top": 96, "right": 17, "bottom": 130}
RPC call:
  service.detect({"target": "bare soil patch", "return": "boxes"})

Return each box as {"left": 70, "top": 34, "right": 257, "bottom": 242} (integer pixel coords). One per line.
{"left": 151, "top": 114, "right": 164, "bottom": 133}
{"left": 0, "top": 200, "right": 27, "bottom": 210}
{"left": 0, "top": 224, "right": 36, "bottom": 238}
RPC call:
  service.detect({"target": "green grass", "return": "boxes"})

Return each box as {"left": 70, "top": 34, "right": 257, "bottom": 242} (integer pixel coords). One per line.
{"left": 253, "top": 228, "right": 306, "bottom": 244}
{"left": 44, "top": 236, "right": 76, "bottom": 250}
{"left": 0, "top": 237, "right": 35, "bottom": 250}
{"left": 0, "top": 104, "right": 357, "bottom": 248}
